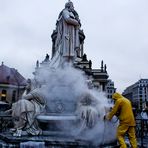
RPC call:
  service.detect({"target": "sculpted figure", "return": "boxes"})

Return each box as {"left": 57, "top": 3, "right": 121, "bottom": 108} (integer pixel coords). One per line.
{"left": 10, "top": 79, "right": 46, "bottom": 136}
{"left": 77, "top": 92, "right": 100, "bottom": 129}
{"left": 55, "top": 1, "right": 80, "bottom": 62}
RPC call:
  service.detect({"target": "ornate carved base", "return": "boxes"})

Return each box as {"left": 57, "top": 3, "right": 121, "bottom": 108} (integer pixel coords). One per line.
{"left": 0, "top": 132, "right": 117, "bottom": 148}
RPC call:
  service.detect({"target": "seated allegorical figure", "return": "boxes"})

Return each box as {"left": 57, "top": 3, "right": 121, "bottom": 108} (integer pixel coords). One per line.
{"left": 76, "top": 92, "right": 100, "bottom": 129}
{"left": 9, "top": 79, "right": 46, "bottom": 136}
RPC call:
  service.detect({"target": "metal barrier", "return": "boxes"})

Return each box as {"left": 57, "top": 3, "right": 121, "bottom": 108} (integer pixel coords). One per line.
{"left": 135, "top": 118, "right": 148, "bottom": 147}
{"left": 0, "top": 114, "right": 13, "bottom": 132}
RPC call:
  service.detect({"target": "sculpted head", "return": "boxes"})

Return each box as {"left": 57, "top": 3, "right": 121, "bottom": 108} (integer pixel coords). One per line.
{"left": 65, "top": 1, "right": 74, "bottom": 11}
{"left": 25, "top": 79, "right": 31, "bottom": 93}
{"left": 25, "top": 79, "right": 38, "bottom": 92}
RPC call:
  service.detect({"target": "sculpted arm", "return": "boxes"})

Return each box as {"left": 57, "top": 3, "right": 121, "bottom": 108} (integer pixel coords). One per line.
{"left": 22, "top": 93, "right": 33, "bottom": 100}
{"left": 62, "top": 9, "right": 79, "bottom": 26}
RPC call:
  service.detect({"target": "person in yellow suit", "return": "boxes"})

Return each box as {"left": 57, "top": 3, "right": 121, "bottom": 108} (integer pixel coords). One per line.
{"left": 105, "top": 92, "right": 137, "bottom": 148}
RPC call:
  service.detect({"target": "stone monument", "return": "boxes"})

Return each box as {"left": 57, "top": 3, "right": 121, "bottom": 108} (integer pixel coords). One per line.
{"left": 50, "top": 1, "right": 85, "bottom": 67}
{"left": 1, "top": 1, "right": 117, "bottom": 147}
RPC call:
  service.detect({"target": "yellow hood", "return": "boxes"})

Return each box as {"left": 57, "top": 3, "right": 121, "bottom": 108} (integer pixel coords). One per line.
{"left": 112, "top": 92, "right": 123, "bottom": 100}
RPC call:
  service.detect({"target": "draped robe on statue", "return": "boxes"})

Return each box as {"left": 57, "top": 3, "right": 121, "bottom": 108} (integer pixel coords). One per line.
{"left": 50, "top": 8, "right": 80, "bottom": 67}
{"left": 12, "top": 87, "right": 46, "bottom": 136}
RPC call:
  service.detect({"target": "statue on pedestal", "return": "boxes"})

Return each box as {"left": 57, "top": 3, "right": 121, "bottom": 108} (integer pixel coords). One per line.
{"left": 54, "top": 1, "right": 80, "bottom": 62}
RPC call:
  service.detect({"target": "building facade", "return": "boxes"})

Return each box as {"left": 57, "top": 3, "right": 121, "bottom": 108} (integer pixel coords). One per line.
{"left": 0, "top": 62, "right": 26, "bottom": 105}
{"left": 105, "top": 79, "right": 116, "bottom": 101}
{"left": 122, "top": 79, "right": 148, "bottom": 110}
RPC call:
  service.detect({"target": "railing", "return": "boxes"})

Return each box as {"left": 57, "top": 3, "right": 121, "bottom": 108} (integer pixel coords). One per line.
{"left": 0, "top": 114, "right": 13, "bottom": 132}
{"left": 0, "top": 113, "right": 147, "bottom": 147}
{"left": 135, "top": 117, "right": 148, "bottom": 147}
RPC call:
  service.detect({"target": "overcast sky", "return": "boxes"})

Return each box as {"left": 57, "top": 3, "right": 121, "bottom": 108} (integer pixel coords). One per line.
{"left": 0, "top": 0, "right": 148, "bottom": 92}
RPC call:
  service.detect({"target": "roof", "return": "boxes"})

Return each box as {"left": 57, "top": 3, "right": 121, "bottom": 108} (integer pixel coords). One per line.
{"left": 0, "top": 63, "right": 26, "bottom": 86}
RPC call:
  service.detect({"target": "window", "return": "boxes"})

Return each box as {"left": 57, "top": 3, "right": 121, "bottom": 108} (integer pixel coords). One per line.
{"left": 1, "top": 90, "right": 7, "bottom": 101}
{"left": 12, "top": 90, "right": 16, "bottom": 103}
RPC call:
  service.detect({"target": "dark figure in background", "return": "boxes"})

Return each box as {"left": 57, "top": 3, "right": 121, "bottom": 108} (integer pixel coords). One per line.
{"left": 141, "top": 101, "right": 148, "bottom": 119}
{"left": 141, "top": 101, "right": 148, "bottom": 130}
{"left": 143, "top": 101, "right": 148, "bottom": 115}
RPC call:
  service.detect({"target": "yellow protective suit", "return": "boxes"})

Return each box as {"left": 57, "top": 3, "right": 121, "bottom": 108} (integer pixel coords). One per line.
{"left": 107, "top": 92, "right": 137, "bottom": 148}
